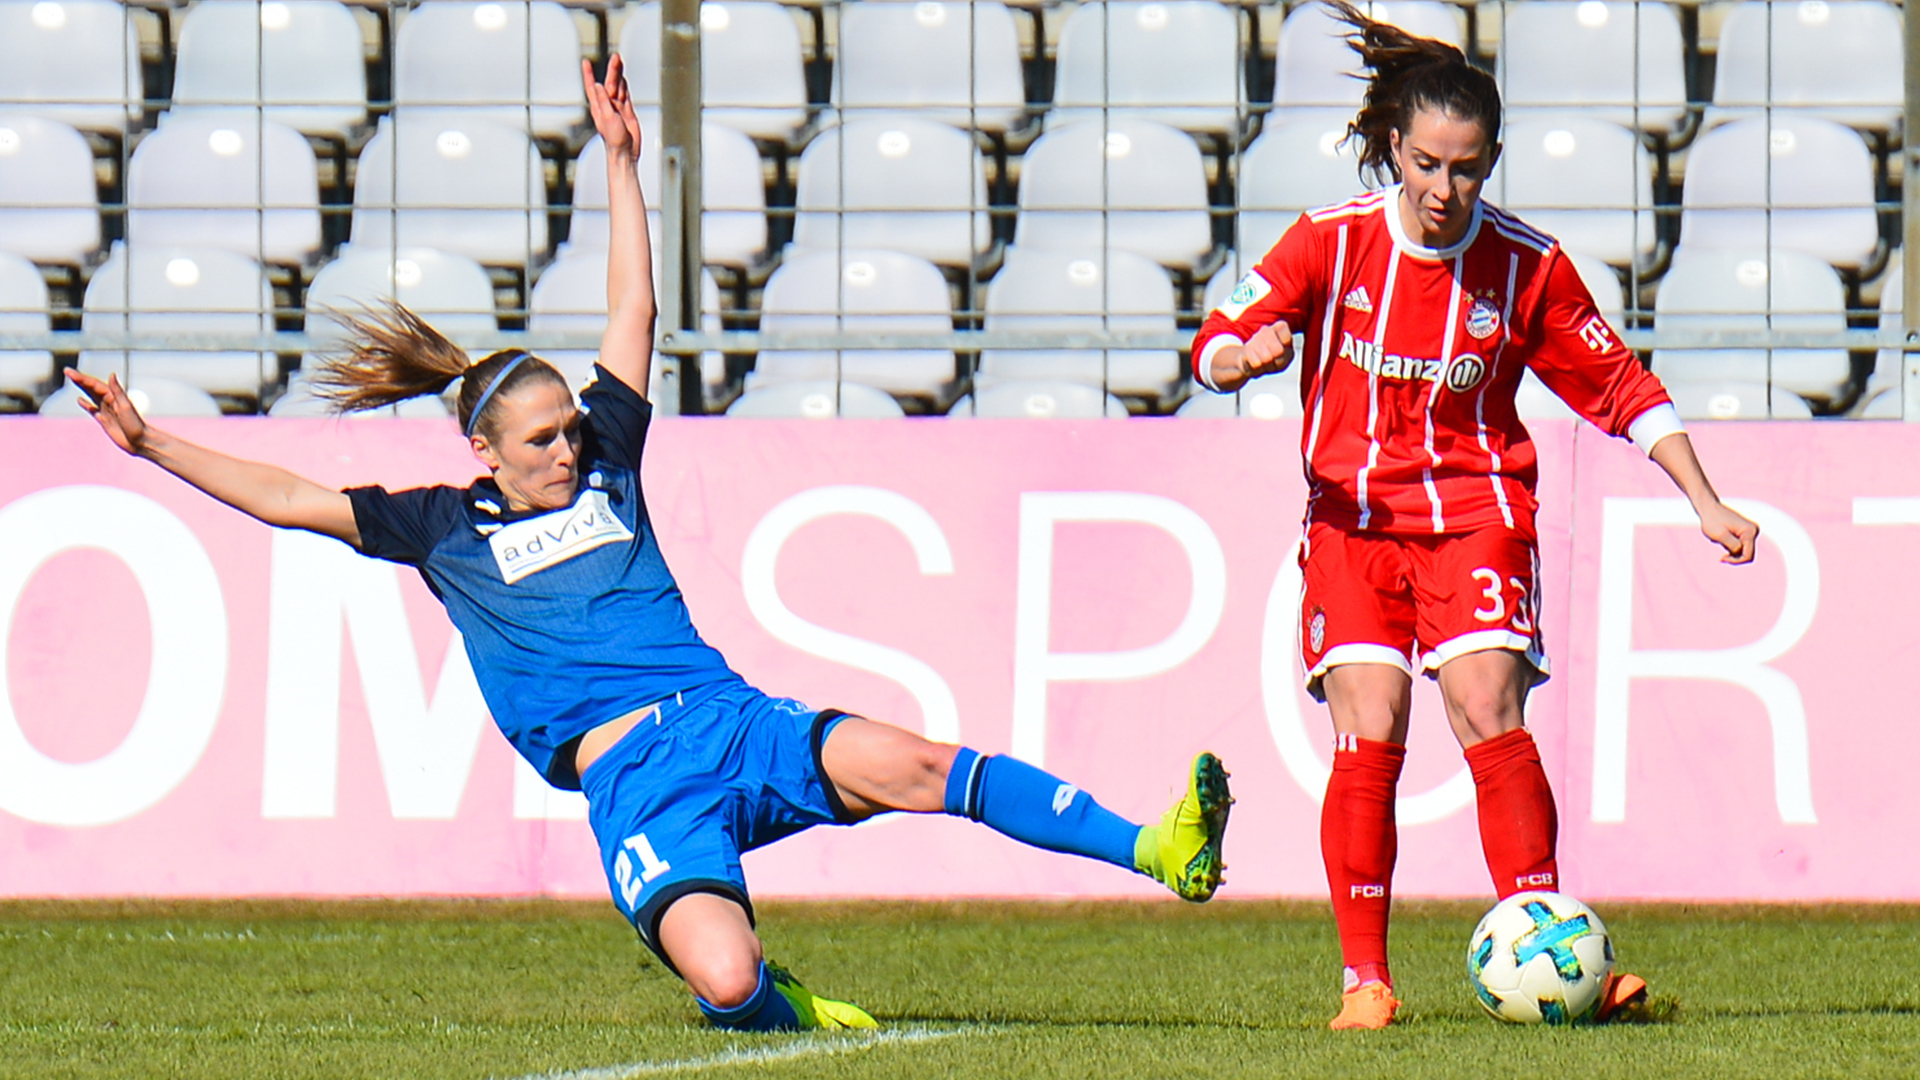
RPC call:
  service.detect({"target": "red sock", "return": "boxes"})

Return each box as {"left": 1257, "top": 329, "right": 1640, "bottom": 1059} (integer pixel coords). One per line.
{"left": 1322, "top": 736, "right": 1404, "bottom": 989}
{"left": 1465, "top": 728, "right": 1560, "bottom": 899}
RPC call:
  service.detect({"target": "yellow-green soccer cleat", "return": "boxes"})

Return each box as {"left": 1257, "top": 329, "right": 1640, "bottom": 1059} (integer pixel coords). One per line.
{"left": 1136, "top": 752, "right": 1233, "bottom": 902}
{"left": 765, "top": 962, "right": 879, "bottom": 1030}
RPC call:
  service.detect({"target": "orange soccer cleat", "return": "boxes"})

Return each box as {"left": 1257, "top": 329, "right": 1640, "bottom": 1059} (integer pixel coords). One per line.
{"left": 1329, "top": 981, "right": 1400, "bottom": 1030}
{"left": 1593, "top": 971, "right": 1649, "bottom": 1023}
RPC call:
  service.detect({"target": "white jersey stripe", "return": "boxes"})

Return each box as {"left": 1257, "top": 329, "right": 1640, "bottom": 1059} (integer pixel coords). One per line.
{"left": 1355, "top": 248, "right": 1402, "bottom": 530}
{"left": 1421, "top": 255, "right": 1466, "bottom": 533}
{"left": 1306, "top": 190, "right": 1386, "bottom": 224}
{"left": 1473, "top": 253, "right": 1522, "bottom": 530}
{"left": 1303, "top": 221, "right": 1349, "bottom": 523}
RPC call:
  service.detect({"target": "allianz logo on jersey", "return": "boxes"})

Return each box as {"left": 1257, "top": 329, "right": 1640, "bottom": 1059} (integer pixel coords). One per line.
{"left": 487, "top": 489, "right": 634, "bottom": 584}
{"left": 1337, "top": 331, "right": 1487, "bottom": 392}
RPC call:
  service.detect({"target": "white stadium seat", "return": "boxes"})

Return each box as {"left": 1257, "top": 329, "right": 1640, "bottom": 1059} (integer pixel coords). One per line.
{"left": 1858, "top": 259, "right": 1902, "bottom": 418}
{"left": 351, "top": 113, "right": 549, "bottom": 268}
{"left": 751, "top": 248, "right": 956, "bottom": 399}
{"left": 1274, "top": 1, "right": 1461, "bottom": 111}
{"left": 1711, "top": 0, "right": 1903, "bottom": 135}
{"left": 619, "top": 2, "right": 808, "bottom": 142}
{"left": 301, "top": 244, "right": 499, "bottom": 366}
{"left": 833, "top": 1, "right": 1026, "bottom": 134}
{"left": 392, "top": 0, "right": 586, "bottom": 141}
{"left": 1495, "top": 0, "right": 1688, "bottom": 136}
{"left": 1664, "top": 380, "right": 1815, "bottom": 420}
{"left": 0, "top": 0, "right": 142, "bottom": 134}
{"left": 1487, "top": 116, "right": 1655, "bottom": 269}
{"left": 568, "top": 116, "right": 767, "bottom": 267}
{"left": 978, "top": 246, "right": 1181, "bottom": 398}
{"left": 948, "top": 380, "right": 1130, "bottom": 418}
{"left": 1052, "top": 1, "right": 1245, "bottom": 137}
{"left": 126, "top": 113, "right": 322, "bottom": 265}
{"left": 1651, "top": 249, "right": 1851, "bottom": 407}
{"left": 170, "top": 0, "right": 369, "bottom": 140}
{"left": 790, "top": 115, "right": 990, "bottom": 268}
{"left": 1566, "top": 250, "right": 1628, "bottom": 319}
{"left": 0, "top": 250, "right": 54, "bottom": 402}
{"left": 1237, "top": 109, "right": 1370, "bottom": 258}
{"left": 1175, "top": 372, "right": 1302, "bottom": 418}
{"left": 0, "top": 114, "right": 101, "bottom": 265}
{"left": 725, "top": 379, "right": 908, "bottom": 418}
{"left": 527, "top": 243, "right": 726, "bottom": 398}
{"left": 1014, "top": 119, "right": 1214, "bottom": 273}
{"left": 78, "top": 244, "right": 278, "bottom": 398}
{"left": 269, "top": 375, "right": 451, "bottom": 417}
{"left": 41, "top": 376, "right": 225, "bottom": 417}
{"left": 1678, "top": 116, "right": 1879, "bottom": 272}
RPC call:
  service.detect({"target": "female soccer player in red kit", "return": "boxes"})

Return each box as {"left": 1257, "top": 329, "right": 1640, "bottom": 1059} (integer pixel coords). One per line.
{"left": 1194, "top": 2, "right": 1759, "bottom": 1030}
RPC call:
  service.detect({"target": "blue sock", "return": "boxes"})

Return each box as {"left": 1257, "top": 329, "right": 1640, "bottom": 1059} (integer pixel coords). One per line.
{"left": 944, "top": 747, "right": 1142, "bottom": 870}
{"left": 696, "top": 962, "right": 801, "bottom": 1031}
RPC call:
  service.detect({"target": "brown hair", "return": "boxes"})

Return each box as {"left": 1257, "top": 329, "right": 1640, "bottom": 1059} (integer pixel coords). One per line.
{"left": 1329, "top": 0, "right": 1502, "bottom": 183}
{"left": 311, "top": 302, "right": 567, "bottom": 438}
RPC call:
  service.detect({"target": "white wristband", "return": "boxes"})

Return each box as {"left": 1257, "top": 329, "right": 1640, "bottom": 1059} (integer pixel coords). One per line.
{"left": 1628, "top": 403, "right": 1685, "bottom": 456}
{"left": 1195, "top": 334, "right": 1244, "bottom": 394}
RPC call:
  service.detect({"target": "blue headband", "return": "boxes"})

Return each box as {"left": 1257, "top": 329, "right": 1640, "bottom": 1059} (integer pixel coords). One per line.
{"left": 465, "top": 352, "right": 530, "bottom": 437}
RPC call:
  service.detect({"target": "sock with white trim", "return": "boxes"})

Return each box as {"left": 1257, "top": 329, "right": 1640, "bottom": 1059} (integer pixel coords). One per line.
{"left": 944, "top": 747, "right": 1141, "bottom": 870}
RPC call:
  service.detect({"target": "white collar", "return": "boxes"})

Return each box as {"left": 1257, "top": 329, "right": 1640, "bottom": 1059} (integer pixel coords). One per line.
{"left": 1382, "top": 183, "right": 1483, "bottom": 261}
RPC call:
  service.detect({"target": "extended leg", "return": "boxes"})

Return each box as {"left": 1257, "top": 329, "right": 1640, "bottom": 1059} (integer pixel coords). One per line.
{"left": 1438, "top": 649, "right": 1558, "bottom": 898}
{"left": 1320, "top": 662, "right": 1411, "bottom": 1031}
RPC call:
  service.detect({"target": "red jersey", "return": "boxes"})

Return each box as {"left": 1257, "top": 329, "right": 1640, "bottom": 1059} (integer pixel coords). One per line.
{"left": 1195, "top": 187, "right": 1679, "bottom": 537}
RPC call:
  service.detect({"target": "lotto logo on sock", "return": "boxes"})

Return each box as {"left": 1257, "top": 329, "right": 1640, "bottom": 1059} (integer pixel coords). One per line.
{"left": 1051, "top": 783, "right": 1080, "bottom": 815}
{"left": 1515, "top": 873, "right": 1556, "bottom": 890}
{"left": 1350, "top": 884, "right": 1386, "bottom": 899}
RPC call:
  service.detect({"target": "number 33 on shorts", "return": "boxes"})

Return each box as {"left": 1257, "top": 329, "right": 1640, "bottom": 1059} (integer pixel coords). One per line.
{"left": 1467, "top": 565, "right": 1535, "bottom": 635}
{"left": 614, "top": 832, "right": 672, "bottom": 911}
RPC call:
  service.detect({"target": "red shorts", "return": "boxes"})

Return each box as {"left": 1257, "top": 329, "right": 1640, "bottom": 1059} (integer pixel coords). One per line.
{"left": 1298, "top": 521, "right": 1549, "bottom": 702}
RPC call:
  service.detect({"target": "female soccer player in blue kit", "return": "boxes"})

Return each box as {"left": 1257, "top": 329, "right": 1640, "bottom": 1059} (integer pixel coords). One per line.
{"left": 67, "top": 58, "right": 1231, "bottom": 1032}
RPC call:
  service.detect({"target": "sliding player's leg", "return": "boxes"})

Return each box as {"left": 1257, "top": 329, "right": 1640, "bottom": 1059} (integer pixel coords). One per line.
{"left": 656, "top": 894, "right": 875, "bottom": 1031}
{"left": 818, "top": 716, "right": 1233, "bottom": 902}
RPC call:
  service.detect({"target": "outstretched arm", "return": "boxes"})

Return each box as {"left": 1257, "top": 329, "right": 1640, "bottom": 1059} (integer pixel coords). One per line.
{"left": 68, "top": 370, "right": 361, "bottom": 547}
{"left": 1648, "top": 432, "right": 1758, "bottom": 564}
{"left": 583, "top": 55, "right": 656, "bottom": 398}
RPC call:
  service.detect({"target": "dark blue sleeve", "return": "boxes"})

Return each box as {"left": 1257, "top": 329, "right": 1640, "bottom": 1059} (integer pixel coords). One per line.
{"left": 345, "top": 485, "right": 468, "bottom": 565}
{"left": 579, "top": 363, "right": 653, "bottom": 467}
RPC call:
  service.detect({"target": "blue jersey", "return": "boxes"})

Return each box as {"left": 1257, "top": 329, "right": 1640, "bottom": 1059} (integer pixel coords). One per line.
{"left": 346, "top": 366, "right": 743, "bottom": 790}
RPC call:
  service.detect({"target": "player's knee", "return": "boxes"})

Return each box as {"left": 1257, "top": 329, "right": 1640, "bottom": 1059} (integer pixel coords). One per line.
{"left": 689, "top": 953, "right": 764, "bottom": 1010}
{"left": 916, "top": 741, "right": 960, "bottom": 785}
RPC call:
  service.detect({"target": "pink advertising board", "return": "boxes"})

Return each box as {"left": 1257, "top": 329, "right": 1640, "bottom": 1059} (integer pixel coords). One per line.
{"left": 1, "top": 417, "right": 1916, "bottom": 902}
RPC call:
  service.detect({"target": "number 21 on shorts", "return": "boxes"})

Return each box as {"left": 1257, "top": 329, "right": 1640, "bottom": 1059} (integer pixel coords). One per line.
{"left": 1469, "top": 566, "right": 1534, "bottom": 634}
{"left": 614, "top": 832, "right": 672, "bottom": 910}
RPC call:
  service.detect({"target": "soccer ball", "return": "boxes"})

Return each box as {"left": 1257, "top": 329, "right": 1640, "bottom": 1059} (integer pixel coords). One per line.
{"left": 1466, "top": 891, "right": 1614, "bottom": 1024}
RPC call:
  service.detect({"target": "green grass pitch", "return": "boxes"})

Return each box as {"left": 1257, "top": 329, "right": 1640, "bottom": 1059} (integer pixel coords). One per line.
{"left": 1, "top": 898, "right": 1916, "bottom": 1079}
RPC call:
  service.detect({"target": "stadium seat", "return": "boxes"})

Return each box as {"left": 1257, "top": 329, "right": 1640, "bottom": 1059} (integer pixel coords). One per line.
{"left": 1664, "top": 380, "right": 1816, "bottom": 420}
{"left": 0, "top": 114, "right": 101, "bottom": 265}
{"left": 1566, "top": 249, "right": 1629, "bottom": 319}
{"left": 977, "top": 246, "right": 1181, "bottom": 398}
{"left": 170, "top": 0, "right": 369, "bottom": 141}
{"left": 1710, "top": 0, "right": 1903, "bottom": 135}
{"left": 1051, "top": 1, "right": 1245, "bottom": 137}
{"left": 0, "top": 0, "right": 142, "bottom": 134}
{"left": 1486, "top": 117, "right": 1655, "bottom": 269}
{"left": 833, "top": 1, "right": 1026, "bottom": 134}
{"left": 351, "top": 113, "right": 549, "bottom": 268}
{"left": 77, "top": 244, "right": 278, "bottom": 398}
{"left": 618, "top": 2, "right": 808, "bottom": 142}
{"left": 0, "top": 250, "right": 54, "bottom": 403}
{"left": 948, "top": 380, "right": 1130, "bottom": 418}
{"left": 1174, "top": 372, "right": 1302, "bottom": 418}
{"left": 751, "top": 248, "right": 957, "bottom": 399}
{"left": 268, "top": 375, "right": 452, "bottom": 417}
{"left": 790, "top": 115, "right": 990, "bottom": 268}
{"left": 1273, "top": 1, "right": 1461, "bottom": 112}
{"left": 1236, "top": 109, "right": 1370, "bottom": 258}
{"left": 1859, "top": 259, "right": 1902, "bottom": 418}
{"left": 1013, "top": 119, "right": 1213, "bottom": 272}
{"left": 725, "top": 379, "right": 907, "bottom": 418}
{"left": 301, "top": 244, "right": 499, "bottom": 367}
{"left": 392, "top": 0, "right": 587, "bottom": 141}
{"left": 40, "top": 376, "right": 226, "bottom": 417}
{"left": 1651, "top": 249, "right": 1851, "bottom": 407}
{"left": 526, "top": 243, "right": 726, "bottom": 397}
{"left": 567, "top": 117, "right": 767, "bottom": 268}
{"left": 1677, "top": 116, "right": 1879, "bottom": 272}
{"left": 125, "top": 113, "right": 322, "bottom": 265}
{"left": 1494, "top": 0, "right": 1687, "bottom": 136}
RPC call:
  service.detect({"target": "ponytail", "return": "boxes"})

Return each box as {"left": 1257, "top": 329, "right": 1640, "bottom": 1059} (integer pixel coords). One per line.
{"left": 1328, "top": 0, "right": 1502, "bottom": 183}
{"left": 311, "top": 302, "right": 567, "bottom": 439}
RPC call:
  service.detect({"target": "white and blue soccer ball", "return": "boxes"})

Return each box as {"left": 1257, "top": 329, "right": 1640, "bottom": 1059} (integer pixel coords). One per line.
{"left": 1466, "top": 891, "right": 1615, "bottom": 1025}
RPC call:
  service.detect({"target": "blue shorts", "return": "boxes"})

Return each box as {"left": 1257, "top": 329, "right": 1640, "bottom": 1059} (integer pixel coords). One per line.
{"left": 581, "top": 682, "right": 856, "bottom": 972}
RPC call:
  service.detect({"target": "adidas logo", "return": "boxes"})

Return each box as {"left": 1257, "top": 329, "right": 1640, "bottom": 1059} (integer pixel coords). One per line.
{"left": 1342, "top": 285, "right": 1373, "bottom": 313}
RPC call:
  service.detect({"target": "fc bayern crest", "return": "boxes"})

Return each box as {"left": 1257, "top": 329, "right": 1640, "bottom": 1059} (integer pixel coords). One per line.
{"left": 1466, "top": 296, "right": 1502, "bottom": 340}
{"left": 1308, "top": 609, "right": 1327, "bottom": 653}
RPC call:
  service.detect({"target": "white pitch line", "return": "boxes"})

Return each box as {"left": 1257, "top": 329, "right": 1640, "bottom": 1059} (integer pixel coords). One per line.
{"left": 505, "top": 1025, "right": 978, "bottom": 1080}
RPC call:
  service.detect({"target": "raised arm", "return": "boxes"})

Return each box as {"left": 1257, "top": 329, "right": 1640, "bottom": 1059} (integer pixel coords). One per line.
{"left": 583, "top": 55, "right": 656, "bottom": 398}
{"left": 68, "top": 370, "right": 361, "bottom": 547}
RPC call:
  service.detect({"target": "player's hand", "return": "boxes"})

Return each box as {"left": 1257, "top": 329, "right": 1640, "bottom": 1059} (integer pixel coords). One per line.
{"left": 583, "top": 55, "right": 642, "bottom": 160}
{"left": 66, "top": 369, "right": 148, "bottom": 455}
{"left": 1241, "top": 322, "right": 1294, "bottom": 378}
{"left": 1698, "top": 499, "right": 1759, "bottom": 565}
